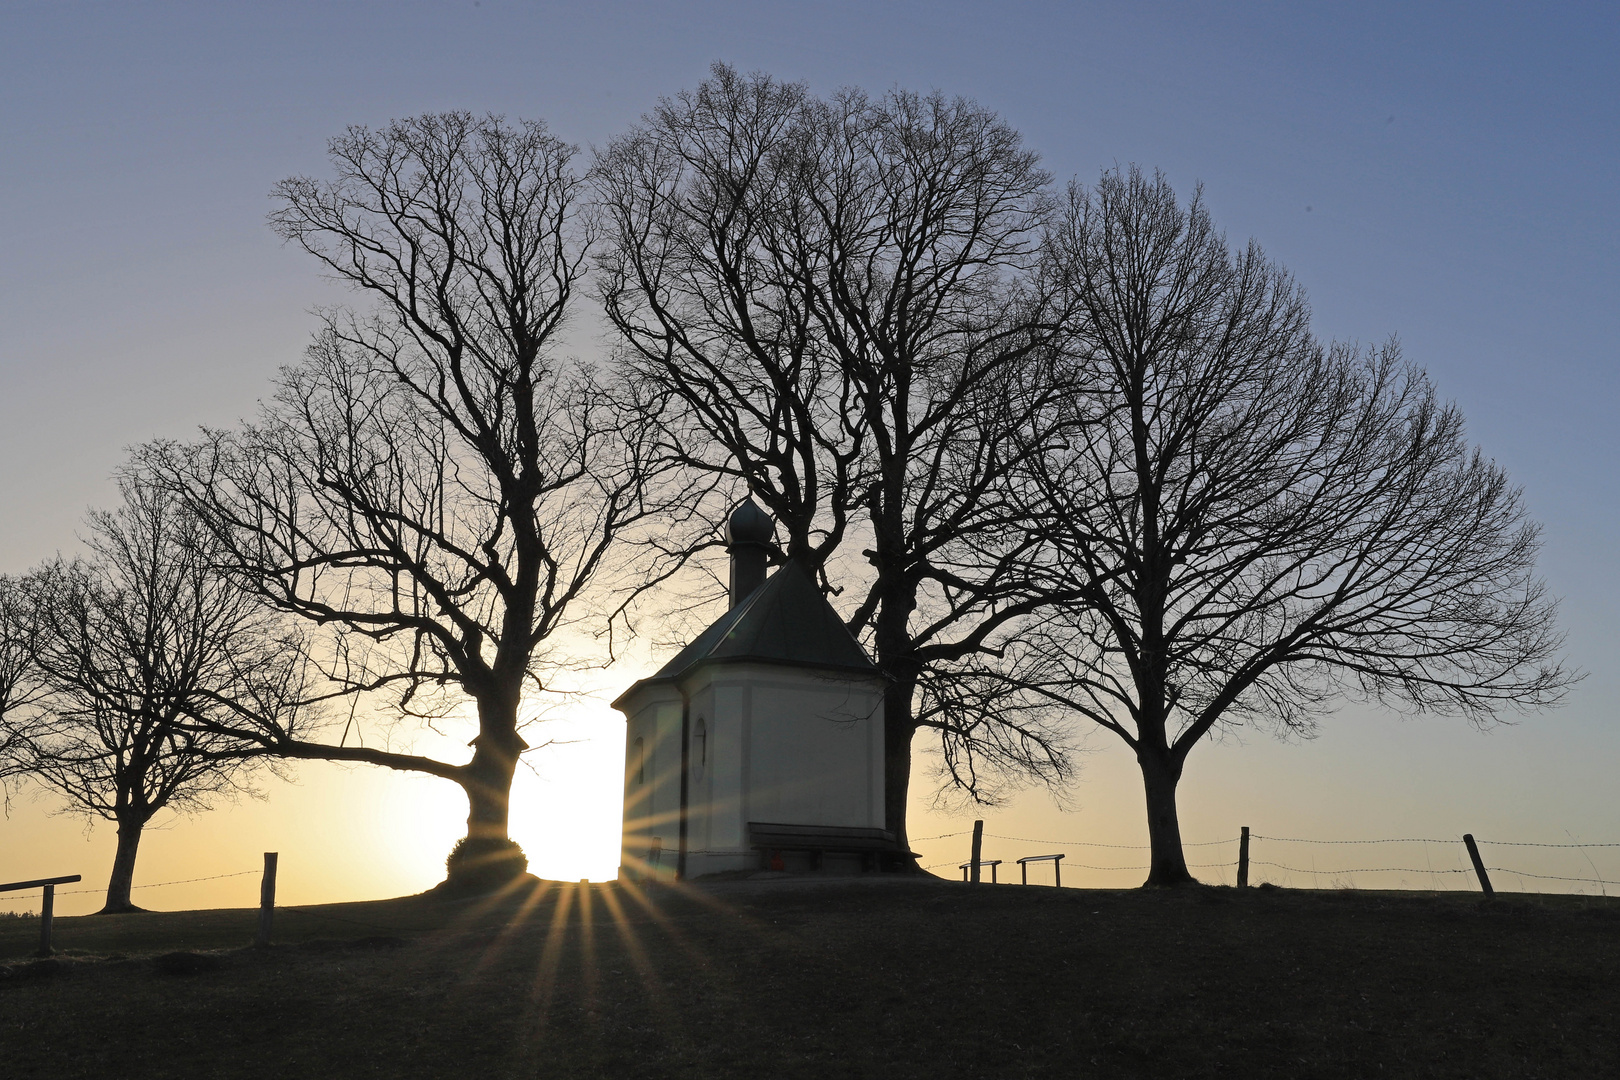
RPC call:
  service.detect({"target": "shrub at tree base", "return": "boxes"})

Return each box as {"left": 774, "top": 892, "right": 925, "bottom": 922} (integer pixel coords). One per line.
{"left": 442, "top": 838, "right": 529, "bottom": 893}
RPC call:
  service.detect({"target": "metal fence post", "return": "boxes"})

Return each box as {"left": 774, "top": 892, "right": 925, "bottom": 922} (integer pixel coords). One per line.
{"left": 1238, "top": 826, "right": 1250, "bottom": 887}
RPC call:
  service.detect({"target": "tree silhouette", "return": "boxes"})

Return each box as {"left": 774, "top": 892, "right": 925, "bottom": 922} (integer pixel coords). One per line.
{"left": 1012, "top": 167, "right": 1572, "bottom": 885}
{"left": 0, "top": 479, "right": 307, "bottom": 912}
{"left": 0, "top": 576, "right": 46, "bottom": 802}
{"left": 144, "top": 113, "right": 677, "bottom": 888}
{"left": 595, "top": 66, "right": 1078, "bottom": 843}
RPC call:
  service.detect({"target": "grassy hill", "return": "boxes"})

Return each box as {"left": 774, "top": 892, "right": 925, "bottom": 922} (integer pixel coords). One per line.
{"left": 3, "top": 876, "right": 1617, "bottom": 1078}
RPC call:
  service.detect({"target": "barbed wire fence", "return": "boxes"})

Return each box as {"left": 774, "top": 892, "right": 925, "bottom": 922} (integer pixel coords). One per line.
{"left": 46, "top": 869, "right": 260, "bottom": 898}
{"left": 913, "top": 828, "right": 1618, "bottom": 895}
{"left": 1, "top": 862, "right": 450, "bottom": 938}
{"left": 0, "top": 869, "right": 264, "bottom": 917}
{"left": 8, "top": 831, "right": 1617, "bottom": 922}
{"left": 8, "top": 867, "right": 419, "bottom": 945}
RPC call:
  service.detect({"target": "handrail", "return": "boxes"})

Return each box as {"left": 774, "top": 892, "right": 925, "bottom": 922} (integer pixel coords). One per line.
{"left": 0, "top": 874, "right": 81, "bottom": 957}
{"left": 1015, "top": 854, "right": 1065, "bottom": 887}
{"left": 0, "top": 875, "right": 82, "bottom": 893}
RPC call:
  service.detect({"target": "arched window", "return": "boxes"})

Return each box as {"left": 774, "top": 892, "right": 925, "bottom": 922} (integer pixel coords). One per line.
{"left": 633, "top": 736, "right": 645, "bottom": 785}
{"left": 694, "top": 718, "right": 707, "bottom": 777}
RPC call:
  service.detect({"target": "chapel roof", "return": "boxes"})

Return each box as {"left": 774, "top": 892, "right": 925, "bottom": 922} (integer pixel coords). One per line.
{"left": 618, "top": 562, "right": 877, "bottom": 706}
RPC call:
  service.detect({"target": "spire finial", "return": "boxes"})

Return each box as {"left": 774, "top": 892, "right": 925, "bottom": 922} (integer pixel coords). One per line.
{"left": 725, "top": 499, "right": 774, "bottom": 608}
{"left": 726, "top": 498, "right": 774, "bottom": 547}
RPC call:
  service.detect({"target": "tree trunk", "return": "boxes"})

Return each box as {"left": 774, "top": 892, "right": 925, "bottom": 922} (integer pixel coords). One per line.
{"left": 1137, "top": 748, "right": 1196, "bottom": 887}
{"left": 99, "top": 816, "right": 146, "bottom": 914}
{"left": 882, "top": 679, "right": 914, "bottom": 840}
{"left": 882, "top": 675, "right": 922, "bottom": 870}
{"left": 462, "top": 732, "right": 521, "bottom": 845}
{"left": 443, "top": 687, "right": 529, "bottom": 889}
{"left": 871, "top": 538, "right": 921, "bottom": 868}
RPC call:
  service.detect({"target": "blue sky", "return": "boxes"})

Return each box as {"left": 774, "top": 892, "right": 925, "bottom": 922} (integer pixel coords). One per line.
{"left": 2, "top": 2, "right": 1616, "bottom": 906}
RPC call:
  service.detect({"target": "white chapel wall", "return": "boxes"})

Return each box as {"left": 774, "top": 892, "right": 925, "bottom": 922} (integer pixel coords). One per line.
{"left": 714, "top": 664, "right": 884, "bottom": 832}
{"left": 620, "top": 691, "right": 682, "bottom": 878}
{"left": 620, "top": 663, "right": 887, "bottom": 880}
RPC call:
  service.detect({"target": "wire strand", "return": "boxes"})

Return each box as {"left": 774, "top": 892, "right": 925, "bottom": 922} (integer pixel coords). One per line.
{"left": 1251, "top": 835, "right": 1456, "bottom": 845}
{"left": 1253, "top": 835, "right": 1620, "bottom": 849}
{"left": 1250, "top": 860, "right": 1472, "bottom": 875}
{"left": 1489, "top": 867, "right": 1615, "bottom": 883}
{"left": 1477, "top": 840, "right": 1620, "bottom": 849}
{"left": 984, "top": 833, "right": 1237, "bottom": 849}
{"left": 52, "top": 870, "right": 259, "bottom": 896}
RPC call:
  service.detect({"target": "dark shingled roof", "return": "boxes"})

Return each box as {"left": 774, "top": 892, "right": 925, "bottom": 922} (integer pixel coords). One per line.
{"left": 634, "top": 563, "right": 877, "bottom": 696}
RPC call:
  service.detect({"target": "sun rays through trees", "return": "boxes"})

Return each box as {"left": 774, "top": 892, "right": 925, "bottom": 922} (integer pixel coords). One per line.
{"left": 595, "top": 64, "right": 1085, "bottom": 846}
{"left": 140, "top": 113, "right": 690, "bottom": 889}
{"left": 6, "top": 77, "right": 1570, "bottom": 896}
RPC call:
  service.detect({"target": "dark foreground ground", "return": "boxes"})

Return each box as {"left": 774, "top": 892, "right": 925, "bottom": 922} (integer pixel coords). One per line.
{"left": 2, "top": 876, "right": 1617, "bottom": 1079}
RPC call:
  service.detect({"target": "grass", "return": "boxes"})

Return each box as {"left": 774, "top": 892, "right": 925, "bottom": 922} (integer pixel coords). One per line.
{"left": 2, "top": 876, "right": 1617, "bottom": 1079}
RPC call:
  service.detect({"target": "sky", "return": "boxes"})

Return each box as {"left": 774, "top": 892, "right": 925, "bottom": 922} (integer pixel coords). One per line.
{"left": 2, "top": 1, "right": 1617, "bottom": 913}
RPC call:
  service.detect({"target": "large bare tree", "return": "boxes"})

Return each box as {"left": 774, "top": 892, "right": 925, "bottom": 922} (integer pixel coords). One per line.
{"left": 595, "top": 66, "right": 1077, "bottom": 846}
{"left": 0, "top": 575, "right": 46, "bottom": 800}
{"left": 1017, "top": 167, "right": 1571, "bottom": 885}
{"left": 145, "top": 113, "right": 675, "bottom": 888}
{"left": 0, "top": 479, "right": 307, "bottom": 913}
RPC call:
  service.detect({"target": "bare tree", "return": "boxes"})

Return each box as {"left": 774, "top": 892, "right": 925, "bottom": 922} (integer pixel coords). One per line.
{"left": 0, "top": 576, "right": 46, "bottom": 800}
{"left": 0, "top": 480, "right": 307, "bottom": 913}
{"left": 1018, "top": 167, "right": 1572, "bottom": 885}
{"left": 596, "top": 66, "right": 1077, "bottom": 846}
{"left": 144, "top": 113, "right": 675, "bottom": 888}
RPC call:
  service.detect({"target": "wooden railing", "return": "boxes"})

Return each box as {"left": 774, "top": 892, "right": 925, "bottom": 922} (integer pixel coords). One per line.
{"left": 1016, "top": 854, "right": 1065, "bottom": 886}
{"left": 0, "top": 874, "right": 82, "bottom": 957}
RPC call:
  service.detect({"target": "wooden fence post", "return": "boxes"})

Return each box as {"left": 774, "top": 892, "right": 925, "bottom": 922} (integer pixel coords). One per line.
{"left": 969, "top": 820, "right": 984, "bottom": 884}
{"left": 1238, "top": 826, "right": 1250, "bottom": 888}
{"left": 255, "top": 852, "right": 278, "bottom": 946}
{"left": 37, "top": 883, "right": 55, "bottom": 958}
{"left": 1462, "top": 834, "right": 1494, "bottom": 896}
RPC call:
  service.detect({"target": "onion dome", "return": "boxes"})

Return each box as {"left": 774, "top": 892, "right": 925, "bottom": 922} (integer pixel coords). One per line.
{"left": 725, "top": 498, "right": 775, "bottom": 548}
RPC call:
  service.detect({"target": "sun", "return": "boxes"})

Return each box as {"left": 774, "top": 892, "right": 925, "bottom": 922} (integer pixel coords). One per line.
{"left": 306, "top": 695, "right": 631, "bottom": 897}
{"left": 507, "top": 700, "right": 627, "bottom": 883}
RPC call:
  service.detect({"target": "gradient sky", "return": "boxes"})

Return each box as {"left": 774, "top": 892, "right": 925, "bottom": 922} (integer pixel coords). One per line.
{"left": 3, "top": 1, "right": 1617, "bottom": 913}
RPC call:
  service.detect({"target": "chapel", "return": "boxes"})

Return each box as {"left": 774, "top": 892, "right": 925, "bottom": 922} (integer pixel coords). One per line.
{"left": 614, "top": 501, "right": 908, "bottom": 880}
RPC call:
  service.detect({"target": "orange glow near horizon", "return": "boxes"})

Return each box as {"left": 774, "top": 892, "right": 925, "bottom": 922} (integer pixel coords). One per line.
{"left": 0, "top": 692, "right": 636, "bottom": 917}
{"left": 5, "top": 690, "right": 1617, "bottom": 918}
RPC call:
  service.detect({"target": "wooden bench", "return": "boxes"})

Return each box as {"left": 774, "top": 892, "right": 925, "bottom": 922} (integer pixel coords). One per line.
{"left": 747, "top": 822, "right": 916, "bottom": 872}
